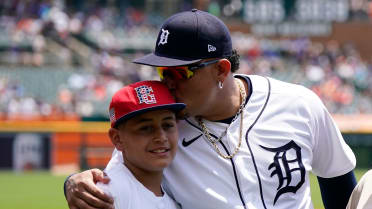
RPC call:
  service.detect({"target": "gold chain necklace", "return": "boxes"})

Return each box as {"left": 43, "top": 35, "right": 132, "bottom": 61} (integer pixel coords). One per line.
{"left": 197, "top": 79, "right": 246, "bottom": 159}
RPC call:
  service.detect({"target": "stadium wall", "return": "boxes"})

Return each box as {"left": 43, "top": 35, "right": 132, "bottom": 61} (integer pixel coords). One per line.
{"left": 228, "top": 22, "right": 372, "bottom": 60}
{"left": 0, "top": 115, "right": 371, "bottom": 172}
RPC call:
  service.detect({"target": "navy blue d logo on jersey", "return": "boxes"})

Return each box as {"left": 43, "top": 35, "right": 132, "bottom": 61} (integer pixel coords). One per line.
{"left": 260, "top": 140, "right": 305, "bottom": 205}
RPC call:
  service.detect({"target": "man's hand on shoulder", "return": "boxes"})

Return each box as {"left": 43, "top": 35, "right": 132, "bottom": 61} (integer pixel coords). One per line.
{"left": 65, "top": 168, "right": 114, "bottom": 209}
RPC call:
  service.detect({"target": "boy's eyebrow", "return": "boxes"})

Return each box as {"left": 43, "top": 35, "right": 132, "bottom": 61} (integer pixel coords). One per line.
{"left": 135, "top": 115, "right": 175, "bottom": 123}
{"left": 163, "top": 116, "right": 176, "bottom": 121}
{"left": 135, "top": 118, "right": 152, "bottom": 123}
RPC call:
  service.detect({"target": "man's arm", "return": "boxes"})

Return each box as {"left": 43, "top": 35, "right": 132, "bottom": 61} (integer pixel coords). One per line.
{"left": 318, "top": 170, "right": 357, "bottom": 209}
{"left": 64, "top": 169, "right": 114, "bottom": 209}
{"left": 346, "top": 169, "right": 372, "bottom": 209}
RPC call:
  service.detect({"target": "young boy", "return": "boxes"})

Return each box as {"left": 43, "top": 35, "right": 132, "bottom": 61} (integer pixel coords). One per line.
{"left": 97, "top": 80, "right": 185, "bottom": 209}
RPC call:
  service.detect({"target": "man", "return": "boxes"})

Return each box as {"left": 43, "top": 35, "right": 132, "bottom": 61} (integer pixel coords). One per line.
{"left": 97, "top": 80, "right": 184, "bottom": 209}
{"left": 65, "top": 9, "right": 357, "bottom": 209}
{"left": 347, "top": 170, "right": 372, "bottom": 209}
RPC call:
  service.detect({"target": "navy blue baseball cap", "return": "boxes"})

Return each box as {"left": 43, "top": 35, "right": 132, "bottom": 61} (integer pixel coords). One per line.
{"left": 133, "top": 9, "right": 232, "bottom": 67}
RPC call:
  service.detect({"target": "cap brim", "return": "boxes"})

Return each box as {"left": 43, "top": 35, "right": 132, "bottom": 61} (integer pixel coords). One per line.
{"left": 113, "top": 103, "right": 186, "bottom": 128}
{"left": 133, "top": 53, "right": 202, "bottom": 67}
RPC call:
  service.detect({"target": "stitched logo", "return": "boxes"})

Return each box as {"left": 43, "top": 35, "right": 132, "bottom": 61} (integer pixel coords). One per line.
{"left": 158, "top": 29, "right": 170, "bottom": 46}
{"left": 208, "top": 44, "right": 216, "bottom": 52}
{"left": 260, "top": 140, "right": 305, "bottom": 205}
{"left": 135, "top": 85, "right": 156, "bottom": 104}
{"left": 182, "top": 134, "right": 203, "bottom": 147}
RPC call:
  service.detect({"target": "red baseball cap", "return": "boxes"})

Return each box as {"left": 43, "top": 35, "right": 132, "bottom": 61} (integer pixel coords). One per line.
{"left": 109, "top": 80, "right": 185, "bottom": 128}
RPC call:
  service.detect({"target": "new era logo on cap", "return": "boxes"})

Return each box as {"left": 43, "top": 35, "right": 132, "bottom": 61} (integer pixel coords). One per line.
{"left": 109, "top": 81, "right": 185, "bottom": 128}
{"left": 208, "top": 44, "right": 216, "bottom": 52}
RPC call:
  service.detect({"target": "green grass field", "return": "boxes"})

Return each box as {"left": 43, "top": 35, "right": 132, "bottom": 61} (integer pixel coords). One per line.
{"left": 0, "top": 171, "right": 69, "bottom": 209}
{"left": 0, "top": 169, "right": 368, "bottom": 209}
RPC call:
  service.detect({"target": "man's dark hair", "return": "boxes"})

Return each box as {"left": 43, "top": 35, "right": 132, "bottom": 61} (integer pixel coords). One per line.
{"left": 227, "top": 49, "right": 240, "bottom": 73}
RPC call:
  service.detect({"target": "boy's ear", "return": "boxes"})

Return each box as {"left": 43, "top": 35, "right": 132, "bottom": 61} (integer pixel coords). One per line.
{"left": 108, "top": 128, "right": 124, "bottom": 151}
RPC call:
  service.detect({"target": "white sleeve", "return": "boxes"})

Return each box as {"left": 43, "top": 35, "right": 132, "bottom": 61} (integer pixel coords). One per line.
{"left": 96, "top": 182, "right": 122, "bottom": 209}
{"left": 96, "top": 182, "right": 112, "bottom": 196}
{"left": 98, "top": 165, "right": 132, "bottom": 209}
{"left": 306, "top": 90, "right": 356, "bottom": 177}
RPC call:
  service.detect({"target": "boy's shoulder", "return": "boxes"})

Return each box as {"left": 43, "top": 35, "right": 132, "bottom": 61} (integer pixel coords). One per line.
{"left": 105, "top": 162, "right": 132, "bottom": 185}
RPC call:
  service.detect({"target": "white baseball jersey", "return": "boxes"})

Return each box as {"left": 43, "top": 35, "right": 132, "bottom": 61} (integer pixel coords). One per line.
{"left": 98, "top": 158, "right": 180, "bottom": 209}
{"left": 108, "top": 75, "right": 355, "bottom": 209}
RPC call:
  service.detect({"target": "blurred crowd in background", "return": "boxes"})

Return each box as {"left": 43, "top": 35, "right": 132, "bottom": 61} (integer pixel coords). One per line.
{"left": 0, "top": 0, "right": 371, "bottom": 120}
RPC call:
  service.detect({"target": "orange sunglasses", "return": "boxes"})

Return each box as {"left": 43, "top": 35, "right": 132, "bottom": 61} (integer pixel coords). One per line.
{"left": 156, "top": 59, "right": 220, "bottom": 81}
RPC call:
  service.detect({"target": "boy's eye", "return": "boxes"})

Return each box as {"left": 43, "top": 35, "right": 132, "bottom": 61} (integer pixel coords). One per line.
{"left": 139, "top": 125, "right": 153, "bottom": 132}
{"left": 163, "top": 122, "right": 175, "bottom": 130}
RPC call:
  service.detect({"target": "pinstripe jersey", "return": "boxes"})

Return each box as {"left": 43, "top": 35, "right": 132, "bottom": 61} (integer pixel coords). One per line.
{"left": 108, "top": 75, "right": 355, "bottom": 209}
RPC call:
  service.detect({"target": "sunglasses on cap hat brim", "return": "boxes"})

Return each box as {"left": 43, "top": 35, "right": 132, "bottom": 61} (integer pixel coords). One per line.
{"left": 156, "top": 59, "right": 220, "bottom": 81}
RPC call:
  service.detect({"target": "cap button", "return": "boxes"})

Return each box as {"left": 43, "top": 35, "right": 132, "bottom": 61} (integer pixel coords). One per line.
{"left": 191, "top": 8, "right": 198, "bottom": 12}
